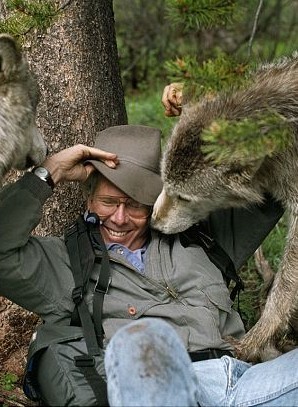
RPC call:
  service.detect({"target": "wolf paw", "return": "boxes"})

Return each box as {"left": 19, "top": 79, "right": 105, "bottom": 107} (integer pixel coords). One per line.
{"left": 226, "top": 335, "right": 281, "bottom": 363}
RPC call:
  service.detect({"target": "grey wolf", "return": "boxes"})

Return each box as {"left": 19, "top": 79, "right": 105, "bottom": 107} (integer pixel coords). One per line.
{"left": 152, "top": 53, "right": 298, "bottom": 362}
{"left": 0, "top": 34, "right": 47, "bottom": 183}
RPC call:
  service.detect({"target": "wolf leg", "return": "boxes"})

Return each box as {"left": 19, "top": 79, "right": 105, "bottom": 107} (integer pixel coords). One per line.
{"left": 231, "top": 212, "right": 298, "bottom": 363}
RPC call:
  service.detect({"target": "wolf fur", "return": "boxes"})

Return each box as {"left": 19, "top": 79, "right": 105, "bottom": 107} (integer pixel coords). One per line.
{"left": 152, "top": 53, "right": 298, "bottom": 362}
{"left": 0, "top": 34, "right": 47, "bottom": 183}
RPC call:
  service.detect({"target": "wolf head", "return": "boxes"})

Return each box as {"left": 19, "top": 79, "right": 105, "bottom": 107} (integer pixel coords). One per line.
{"left": 152, "top": 54, "right": 298, "bottom": 234}
{"left": 0, "top": 34, "right": 47, "bottom": 180}
{"left": 151, "top": 105, "right": 265, "bottom": 234}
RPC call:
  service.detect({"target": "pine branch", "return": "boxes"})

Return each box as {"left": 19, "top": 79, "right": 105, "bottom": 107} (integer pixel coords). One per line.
{"left": 0, "top": 0, "right": 59, "bottom": 38}
{"left": 165, "top": 0, "right": 238, "bottom": 30}
{"left": 165, "top": 52, "right": 250, "bottom": 101}
{"left": 201, "top": 112, "right": 292, "bottom": 165}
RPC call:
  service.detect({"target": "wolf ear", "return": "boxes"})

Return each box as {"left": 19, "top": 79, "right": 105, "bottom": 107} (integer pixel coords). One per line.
{"left": 0, "top": 34, "right": 21, "bottom": 78}
{"left": 222, "top": 159, "right": 265, "bottom": 203}
{"left": 223, "top": 157, "right": 264, "bottom": 182}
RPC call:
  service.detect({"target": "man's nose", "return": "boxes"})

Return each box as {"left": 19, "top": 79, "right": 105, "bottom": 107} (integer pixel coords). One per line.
{"left": 111, "top": 203, "right": 129, "bottom": 224}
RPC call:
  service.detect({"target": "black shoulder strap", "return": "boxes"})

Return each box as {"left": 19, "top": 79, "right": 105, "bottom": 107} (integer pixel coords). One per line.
{"left": 88, "top": 217, "right": 111, "bottom": 348}
{"left": 180, "top": 224, "right": 244, "bottom": 301}
{"left": 64, "top": 215, "right": 109, "bottom": 406}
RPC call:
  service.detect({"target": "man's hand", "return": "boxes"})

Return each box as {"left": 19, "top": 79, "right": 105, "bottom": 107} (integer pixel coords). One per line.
{"left": 162, "top": 82, "right": 184, "bottom": 117}
{"left": 41, "top": 144, "right": 119, "bottom": 186}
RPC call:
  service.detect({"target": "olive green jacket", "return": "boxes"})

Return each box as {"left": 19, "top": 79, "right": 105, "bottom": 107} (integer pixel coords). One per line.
{"left": 0, "top": 173, "right": 284, "bottom": 353}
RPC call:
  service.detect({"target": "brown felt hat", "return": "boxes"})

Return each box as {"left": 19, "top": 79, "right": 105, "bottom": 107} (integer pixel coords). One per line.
{"left": 86, "top": 125, "right": 163, "bottom": 206}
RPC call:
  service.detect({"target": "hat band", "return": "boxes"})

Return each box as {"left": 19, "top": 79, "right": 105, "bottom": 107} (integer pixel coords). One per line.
{"left": 119, "top": 157, "right": 159, "bottom": 173}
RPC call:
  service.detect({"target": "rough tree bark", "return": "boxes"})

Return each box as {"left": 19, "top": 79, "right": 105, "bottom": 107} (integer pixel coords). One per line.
{"left": 26, "top": 0, "right": 127, "bottom": 235}
{"left": 0, "top": 0, "right": 127, "bottom": 400}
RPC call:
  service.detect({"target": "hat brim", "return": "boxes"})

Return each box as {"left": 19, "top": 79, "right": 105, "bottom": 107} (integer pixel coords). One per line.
{"left": 86, "top": 159, "right": 163, "bottom": 206}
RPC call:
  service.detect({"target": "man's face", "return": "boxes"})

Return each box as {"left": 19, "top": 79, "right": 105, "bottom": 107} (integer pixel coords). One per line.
{"left": 88, "top": 176, "right": 150, "bottom": 251}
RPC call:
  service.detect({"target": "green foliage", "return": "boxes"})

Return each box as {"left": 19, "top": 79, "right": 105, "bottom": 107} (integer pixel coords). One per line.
{"left": 114, "top": 0, "right": 179, "bottom": 91}
{"left": 0, "top": 0, "right": 58, "bottom": 38}
{"left": 201, "top": 112, "right": 292, "bottom": 165}
{"left": 257, "top": 214, "right": 287, "bottom": 272}
{"left": 164, "top": 51, "right": 250, "bottom": 99}
{"left": 125, "top": 86, "right": 178, "bottom": 147}
{"left": 236, "top": 269, "right": 262, "bottom": 329}
{"left": 0, "top": 372, "right": 18, "bottom": 391}
{"left": 165, "top": 0, "right": 239, "bottom": 30}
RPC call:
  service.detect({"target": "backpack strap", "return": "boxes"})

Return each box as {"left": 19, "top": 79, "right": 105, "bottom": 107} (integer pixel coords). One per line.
{"left": 88, "top": 216, "right": 111, "bottom": 348}
{"left": 64, "top": 215, "right": 109, "bottom": 406}
{"left": 180, "top": 224, "right": 244, "bottom": 301}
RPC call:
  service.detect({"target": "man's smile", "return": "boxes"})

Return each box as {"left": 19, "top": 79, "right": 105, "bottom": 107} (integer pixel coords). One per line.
{"left": 105, "top": 227, "right": 130, "bottom": 238}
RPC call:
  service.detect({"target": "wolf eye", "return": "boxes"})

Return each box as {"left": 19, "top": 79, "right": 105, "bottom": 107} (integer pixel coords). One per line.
{"left": 177, "top": 195, "right": 191, "bottom": 202}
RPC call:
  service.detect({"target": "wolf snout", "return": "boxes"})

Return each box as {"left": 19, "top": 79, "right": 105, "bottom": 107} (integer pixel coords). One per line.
{"left": 151, "top": 192, "right": 179, "bottom": 234}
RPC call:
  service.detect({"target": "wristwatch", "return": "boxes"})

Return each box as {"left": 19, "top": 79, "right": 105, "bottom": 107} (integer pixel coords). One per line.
{"left": 32, "top": 166, "right": 55, "bottom": 190}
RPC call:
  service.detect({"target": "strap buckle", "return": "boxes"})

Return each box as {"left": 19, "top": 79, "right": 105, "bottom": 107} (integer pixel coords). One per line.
{"left": 72, "top": 286, "right": 84, "bottom": 304}
{"left": 95, "top": 276, "right": 112, "bottom": 294}
{"left": 65, "top": 217, "right": 88, "bottom": 241}
{"left": 74, "top": 355, "right": 95, "bottom": 367}
{"left": 64, "top": 223, "right": 78, "bottom": 240}
{"left": 197, "top": 231, "right": 216, "bottom": 250}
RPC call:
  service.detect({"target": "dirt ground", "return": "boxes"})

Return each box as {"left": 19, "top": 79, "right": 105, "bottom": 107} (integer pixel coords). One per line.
{"left": 0, "top": 297, "right": 39, "bottom": 406}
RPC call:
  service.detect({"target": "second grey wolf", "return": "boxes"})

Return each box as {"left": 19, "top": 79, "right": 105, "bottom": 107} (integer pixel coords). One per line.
{"left": 0, "top": 34, "right": 47, "bottom": 183}
{"left": 151, "top": 53, "right": 298, "bottom": 363}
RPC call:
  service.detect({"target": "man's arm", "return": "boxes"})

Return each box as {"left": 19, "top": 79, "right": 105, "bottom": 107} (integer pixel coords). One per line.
{"left": 0, "top": 144, "right": 118, "bottom": 303}
{"left": 0, "top": 144, "right": 118, "bottom": 253}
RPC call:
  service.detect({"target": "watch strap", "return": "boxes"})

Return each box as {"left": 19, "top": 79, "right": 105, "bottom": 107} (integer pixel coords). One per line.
{"left": 32, "top": 166, "right": 55, "bottom": 190}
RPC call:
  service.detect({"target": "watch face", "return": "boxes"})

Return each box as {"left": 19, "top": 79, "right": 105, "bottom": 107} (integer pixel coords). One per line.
{"left": 33, "top": 166, "right": 54, "bottom": 189}
{"left": 35, "top": 167, "right": 48, "bottom": 178}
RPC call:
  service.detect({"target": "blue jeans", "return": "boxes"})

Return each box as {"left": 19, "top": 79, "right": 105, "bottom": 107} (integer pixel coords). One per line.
{"left": 105, "top": 318, "right": 298, "bottom": 406}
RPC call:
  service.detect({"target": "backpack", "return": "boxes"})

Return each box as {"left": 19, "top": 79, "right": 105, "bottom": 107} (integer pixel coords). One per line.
{"left": 180, "top": 223, "right": 244, "bottom": 301}
{"left": 23, "top": 214, "right": 110, "bottom": 406}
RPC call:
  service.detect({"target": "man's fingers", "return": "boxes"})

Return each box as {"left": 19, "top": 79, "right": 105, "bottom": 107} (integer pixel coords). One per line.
{"left": 83, "top": 146, "right": 118, "bottom": 161}
{"left": 164, "top": 106, "right": 182, "bottom": 117}
{"left": 103, "top": 159, "right": 118, "bottom": 168}
{"left": 81, "top": 146, "right": 119, "bottom": 168}
{"left": 162, "top": 85, "right": 172, "bottom": 111}
{"left": 162, "top": 83, "right": 184, "bottom": 117}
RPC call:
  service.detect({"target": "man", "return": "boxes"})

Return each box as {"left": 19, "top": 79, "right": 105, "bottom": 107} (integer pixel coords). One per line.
{"left": 0, "top": 124, "right": 297, "bottom": 406}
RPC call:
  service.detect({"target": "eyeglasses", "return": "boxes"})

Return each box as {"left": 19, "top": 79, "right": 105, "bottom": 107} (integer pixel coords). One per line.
{"left": 91, "top": 195, "right": 152, "bottom": 219}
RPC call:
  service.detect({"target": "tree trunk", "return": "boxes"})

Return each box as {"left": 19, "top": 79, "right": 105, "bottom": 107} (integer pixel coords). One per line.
{"left": 0, "top": 0, "right": 127, "bottom": 393}
{"left": 27, "top": 0, "right": 127, "bottom": 236}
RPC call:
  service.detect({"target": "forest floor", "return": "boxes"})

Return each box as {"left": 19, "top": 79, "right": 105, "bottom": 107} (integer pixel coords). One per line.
{"left": 0, "top": 297, "right": 39, "bottom": 406}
